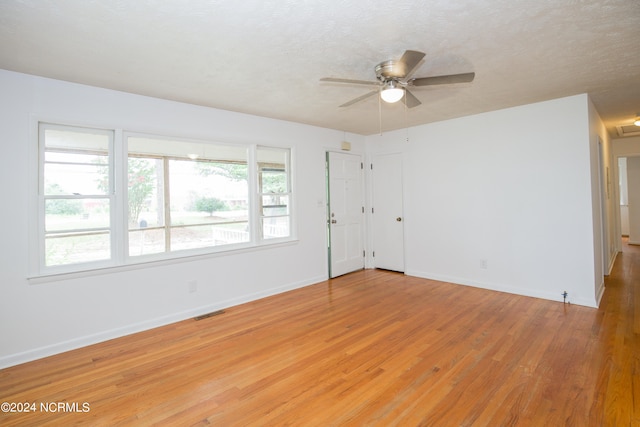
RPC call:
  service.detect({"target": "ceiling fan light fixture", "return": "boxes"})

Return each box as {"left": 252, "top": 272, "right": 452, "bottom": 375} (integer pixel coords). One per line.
{"left": 380, "top": 81, "right": 404, "bottom": 103}
{"left": 634, "top": 114, "right": 640, "bottom": 126}
{"left": 321, "top": 50, "right": 473, "bottom": 109}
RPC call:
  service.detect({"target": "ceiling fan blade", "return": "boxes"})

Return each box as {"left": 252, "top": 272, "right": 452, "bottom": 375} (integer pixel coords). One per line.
{"left": 397, "top": 50, "right": 426, "bottom": 78}
{"left": 410, "top": 72, "right": 475, "bottom": 87}
{"left": 320, "top": 77, "right": 379, "bottom": 86}
{"left": 339, "top": 90, "right": 378, "bottom": 107}
{"left": 402, "top": 89, "right": 421, "bottom": 108}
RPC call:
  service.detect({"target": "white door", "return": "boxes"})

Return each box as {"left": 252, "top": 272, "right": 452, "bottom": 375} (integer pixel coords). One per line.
{"left": 327, "top": 151, "right": 364, "bottom": 278}
{"left": 372, "top": 153, "right": 405, "bottom": 272}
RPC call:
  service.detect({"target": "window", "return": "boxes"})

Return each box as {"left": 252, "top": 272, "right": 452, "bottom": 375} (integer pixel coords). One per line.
{"left": 126, "top": 135, "right": 250, "bottom": 257}
{"left": 36, "top": 123, "right": 293, "bottom": 275}
{"left": 40, "top": 124, "right": 114, "bottom": 269}
{"left": 257, "top": 146, "right": 291, "bottom": 240}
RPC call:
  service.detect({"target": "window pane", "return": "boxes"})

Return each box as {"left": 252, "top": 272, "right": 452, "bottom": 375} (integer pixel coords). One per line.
{"left": 127, "top": 157, "right": 164, "bottom": 228}
{"left": 44, "top": 161, "right": 109, "bottom": 196}
{"left": 257, "top": 147, "right": 289, "bottom": 193}
{"left": 168, "top": 159, "right": 249, "bottom": 227}
{"left": 129, "top": 227, "right": 166, "bottom": 256}
{"left": 45, "top": 232, "right": 110, "bottom": 266}
{"left": 44, "top": 128, "right": 109, "bottom": 152}
{"left": 45, "top": 198, "right": 110, "bottom": 232}
{"left": 260, "top": 169, "right": 287, "bottom": 193}
{"left": 211, "top": 222, "right": 250, "bottom": 245}
{"left": 43, "top": 128, "right": 110, "bottom": 197}
{"left": 262, "top": 216, "right": 290, "bottom": 239}
{"left": 170, "top": 223, "right": 249, "bottom": 251}
{"left": 127, "top": 135, "right": 250, "bottom": 255}
{"left": 262, "top": 195, "right": 289, "bottom": 216}
{"left": 45, "top": 151, "right": 108, "bottom": 164}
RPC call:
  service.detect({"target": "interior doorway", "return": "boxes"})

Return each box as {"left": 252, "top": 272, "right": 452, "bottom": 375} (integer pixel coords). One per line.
{"left": 622, "top": 155, "right": 640, "bottom": 245}
{"left": 371, "top": 153, "right": 405, "bottom": 272}
{"left": 619, "top": 157, "right": 630, "bottom": 237}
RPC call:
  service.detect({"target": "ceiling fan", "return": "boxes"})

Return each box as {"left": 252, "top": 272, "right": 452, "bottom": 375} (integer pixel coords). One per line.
{"left": 320, "top": 50, "right": 475, "bottom": 108}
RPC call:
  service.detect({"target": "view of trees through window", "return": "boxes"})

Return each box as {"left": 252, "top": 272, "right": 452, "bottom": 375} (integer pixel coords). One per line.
{"left": 39, "top": 124, "right": 291, "bottom": 271}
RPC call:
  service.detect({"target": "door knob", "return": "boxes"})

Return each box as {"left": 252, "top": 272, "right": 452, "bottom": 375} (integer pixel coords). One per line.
{"left": 396, "top": 217, "right": 402, "bottom": 222}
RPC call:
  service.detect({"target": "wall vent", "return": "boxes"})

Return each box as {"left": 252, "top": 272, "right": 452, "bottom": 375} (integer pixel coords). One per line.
{"left": 194, "top": 310, "right": 225, "bottom": 321}
{"left": 616, "top": 124, "right": 640, "bottom": 137}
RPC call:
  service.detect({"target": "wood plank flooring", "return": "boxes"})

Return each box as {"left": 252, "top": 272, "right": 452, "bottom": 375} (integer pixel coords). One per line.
{"left": 1, "top": 242, "right": 638, "bottom": 426}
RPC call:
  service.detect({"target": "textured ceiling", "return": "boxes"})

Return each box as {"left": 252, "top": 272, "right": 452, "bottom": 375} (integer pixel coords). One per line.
{"left": 1, "top": 0, "right": 639, "bottom": 136}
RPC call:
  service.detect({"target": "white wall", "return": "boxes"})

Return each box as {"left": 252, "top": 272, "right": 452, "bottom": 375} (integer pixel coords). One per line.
{"left": 0, "top": 69, "right": 608, "bottom": 368}
{"left": 587, "top": 97, "right": 614, "bottom": 302}
{"left": 0, "top": 70, "right": 365, "bottom": 368}
{"left": 367, "top": 94, "right": 601, "bottom": 308}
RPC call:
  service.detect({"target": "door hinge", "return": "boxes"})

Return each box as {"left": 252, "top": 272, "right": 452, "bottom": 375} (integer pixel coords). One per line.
{"left": 362, "top": 206, "right": 364, "bottom": 213}
{"left": 372, "top": 207, "right": 374, "bottom": 214}
{"left": 373, "top": 251, "right": 375, "bottom": 257}
{"left": 361, "top": 162, "right": 363, "bottom": 169}
{"left": 363, "top": 250, "right": 365, "bottom": 257}
{"left": 370, "top": 163, "right": 373, "bottom": 170}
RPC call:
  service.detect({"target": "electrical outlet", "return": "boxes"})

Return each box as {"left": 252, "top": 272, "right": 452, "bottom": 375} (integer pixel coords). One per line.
{"left": 480, "top": 259, "right": 488, "bottom": 269}
{"left": 188, "top": 280, "right": 198, "bottom": 293}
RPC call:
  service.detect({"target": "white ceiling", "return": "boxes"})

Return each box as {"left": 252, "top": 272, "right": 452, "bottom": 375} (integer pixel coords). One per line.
{"left": 1, "top": 0, "right": 639, "bottom": 136}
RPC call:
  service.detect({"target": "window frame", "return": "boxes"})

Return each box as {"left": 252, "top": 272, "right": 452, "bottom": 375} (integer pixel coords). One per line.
{"left": 256, "top": 145, "right": 293, "bottom": 242}
{"left": 38, "top": 122, "right": 118, "bottom": 274}
{"left": 123, "top": 132, "right": 255, "bottom": 261}
{"left": 32, "top": 123, "right": 296, "bottom": 279}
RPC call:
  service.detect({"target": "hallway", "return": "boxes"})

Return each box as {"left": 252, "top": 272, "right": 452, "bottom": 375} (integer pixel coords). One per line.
{"left": 597, "top": 237, "right": 640, "bottom": 424}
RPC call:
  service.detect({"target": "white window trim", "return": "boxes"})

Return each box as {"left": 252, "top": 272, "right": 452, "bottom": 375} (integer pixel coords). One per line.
{"left": 256, "top": 145, "right": 294, "bottom": 244}
{"left": 37, "top": 122, "right": 119, "bottom": 275}
{"left": 30, "top": 123, "right": 297, "bottom": 281}
{"left": 27, "top": 239, "right": 300, "bottom": 285}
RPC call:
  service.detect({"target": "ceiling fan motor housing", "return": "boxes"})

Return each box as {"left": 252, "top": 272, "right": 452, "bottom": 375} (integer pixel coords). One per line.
{"left": 375, "top": 60, "right": 405, "bottom": 82}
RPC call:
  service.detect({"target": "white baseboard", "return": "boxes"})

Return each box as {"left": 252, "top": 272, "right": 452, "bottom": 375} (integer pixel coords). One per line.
{"left": 595, "top": 280, "right": 605, "bottom": 307}
{"left": 404, "top": 269, "right": 598, "bottom": 308}
{"left": 0, "top": 274, "right": 327, "bottom": 370}
{"left": 606, "top": 250, "right": 618, "bottom": 276}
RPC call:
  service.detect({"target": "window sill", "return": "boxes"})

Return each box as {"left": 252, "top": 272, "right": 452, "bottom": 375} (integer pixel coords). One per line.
{"left": 28, "top": 239, "right": 299, "bottom": 285}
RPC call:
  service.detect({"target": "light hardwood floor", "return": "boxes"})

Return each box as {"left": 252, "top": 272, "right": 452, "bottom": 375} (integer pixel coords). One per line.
{"left": 1, "top": 242, "right": 638, "bottom": 426}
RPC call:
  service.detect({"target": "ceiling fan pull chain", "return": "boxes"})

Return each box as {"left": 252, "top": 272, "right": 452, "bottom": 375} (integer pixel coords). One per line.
{"left": 405, "top": 92, "right": 409, "bottom": 143}
{"left": 378, "top": 88, "right": 383, "bottom": 136}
